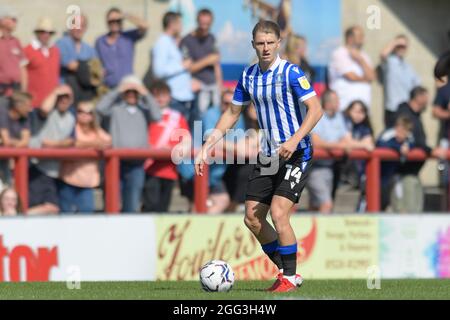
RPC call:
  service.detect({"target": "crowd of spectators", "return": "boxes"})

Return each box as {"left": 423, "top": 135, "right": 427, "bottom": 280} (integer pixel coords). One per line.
{"left": 0, "top": 4, "right": 449, "bottom": 216}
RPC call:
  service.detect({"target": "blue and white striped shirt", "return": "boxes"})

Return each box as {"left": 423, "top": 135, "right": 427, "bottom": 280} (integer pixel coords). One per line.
{"left": 232, "top": 56, "right": 316, "bottom": 159}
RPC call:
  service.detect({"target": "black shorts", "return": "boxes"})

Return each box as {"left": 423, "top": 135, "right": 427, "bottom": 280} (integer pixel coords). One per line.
{"left": 245, "top": 150, "right": 312, "bottom": 205}
{"left": 28, "top": 165, "right": 59, "bottom": 208}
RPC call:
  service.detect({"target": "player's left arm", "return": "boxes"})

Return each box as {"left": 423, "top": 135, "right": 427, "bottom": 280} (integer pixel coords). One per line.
{"left": 279, "top": 67, "right": 324, "bottom": 160}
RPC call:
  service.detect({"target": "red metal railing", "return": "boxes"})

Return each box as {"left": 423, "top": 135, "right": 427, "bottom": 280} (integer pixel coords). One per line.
{"left": 0, "top": 147, "right": 448, "bottom": 213}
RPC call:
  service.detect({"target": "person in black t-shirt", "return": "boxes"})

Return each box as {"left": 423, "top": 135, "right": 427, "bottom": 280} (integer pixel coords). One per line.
{"left": 0, "top": 91, "right": 31, "bottom": 187}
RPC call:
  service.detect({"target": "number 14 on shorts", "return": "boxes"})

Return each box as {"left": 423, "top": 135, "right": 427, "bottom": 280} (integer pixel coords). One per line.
{"left": 284, "top": 164, "right": 302, "bottom": 189}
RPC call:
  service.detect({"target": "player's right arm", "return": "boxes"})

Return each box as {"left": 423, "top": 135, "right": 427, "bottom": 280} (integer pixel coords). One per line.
{"left": 194, "top": 103, "right": 243, "bottom": 176}
{"left": 195, "top": 73, "right": 251, "bottom": 176}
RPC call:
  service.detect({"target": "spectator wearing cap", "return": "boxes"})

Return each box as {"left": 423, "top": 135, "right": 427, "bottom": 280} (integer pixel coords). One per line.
{"left": 0, "top": 91, "right": 32, "bottom": 188}
{"left": 180, "top": 8, "right": 222, "bottom": 124}
{"left": 55, "top": 14, "right": 98, "bottom": 104}
{"left": 152, "top": 12, "right": 194, "bottom": 121}
{"left": 0, "top": 6, "right": 27, "bottom": 97}
{"left": 59, "top": 101, "right": 111, "bottom": 213}
{"left": 380, "top": 35, "right": 420, "bottom": 128}
{"left": 24, "top": 17, "right": 60, "bottom": 108}
{"left": 96, "top": 7, "right": 148, "bottom": 89}
{"left": 96, "top": 75, "right": 161, "bottom": 213}
{"left": 28, "top": 85, "right": 76, "bottom": 215}
{"left": 328, "top": 26, "right": 375, "bottom": 111}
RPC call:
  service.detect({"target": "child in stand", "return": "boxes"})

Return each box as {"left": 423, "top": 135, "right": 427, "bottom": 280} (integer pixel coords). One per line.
{"left": 376, "top": 115, "right": 415, "bottom": 211}
{"left": 142, "top": 81, "right": 190, "bottom": 212}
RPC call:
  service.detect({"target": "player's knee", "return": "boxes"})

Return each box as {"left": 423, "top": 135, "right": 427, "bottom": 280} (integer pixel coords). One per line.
{"left": 270, "top": 208, "right": 289, "bottom": 231}
{"left": 243, "top": 214, "right": 260, "bottom": 231}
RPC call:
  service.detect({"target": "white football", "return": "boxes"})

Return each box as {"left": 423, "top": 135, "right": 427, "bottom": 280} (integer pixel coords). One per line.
{"left": 199, "top": 260, "right": 235, "bottom": 292}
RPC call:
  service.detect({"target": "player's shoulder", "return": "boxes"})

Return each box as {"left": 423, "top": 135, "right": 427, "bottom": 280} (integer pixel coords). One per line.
{"left": 285, "top": 62, "right": 312, "bottom": 91}
{"left": 283, "top": 61, "right": 306, "bottom": 78}
{"left": 242, "top": 63, "right": 259, "bottom": 77}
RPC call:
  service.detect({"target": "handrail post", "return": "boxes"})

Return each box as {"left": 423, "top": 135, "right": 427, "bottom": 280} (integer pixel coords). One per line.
{"left": 194, "top": 164, "right": 209, "bottom": 213}
{"left": 105, "top": 155, "right": 120, "bottom": 214}
{"left": 366, "top": 154, "right": 380, "bottom": 212}
{"left": 14, "top": 155, "right": 29, "bottom": 213}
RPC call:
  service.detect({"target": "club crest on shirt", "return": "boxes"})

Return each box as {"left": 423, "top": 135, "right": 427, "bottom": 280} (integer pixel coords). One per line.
{"left": 275, "top": 73, "right": 284, "bottom": 84}
{"left": 298, "top": 76, "right": 311, "bottom": 90}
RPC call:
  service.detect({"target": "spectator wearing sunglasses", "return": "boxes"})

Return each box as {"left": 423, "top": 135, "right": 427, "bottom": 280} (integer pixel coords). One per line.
{"left": 96, "top": 75, "right": 161, "bottom": 213}
{"left": 59, "top": 101, "right": 111, "bottom": 213}
{"left": 24, "top": 17, "right": 60, "bottom": 108}
{"left": 95, "top": 7, "right": 148, "bottom": 89}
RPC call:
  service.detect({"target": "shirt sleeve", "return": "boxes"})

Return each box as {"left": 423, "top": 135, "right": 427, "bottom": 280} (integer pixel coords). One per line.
{"left": 433, "top": 87, "right": 447, "bottom": 109}
{"left": 289, "top": 65, "right": 316, "bottom": 102}
{"left": 151, "top": 38, "right": 185, "bottom": 78}
{"left": 332, "top": 49, "right": 354, "bottom": 75}
{"left": 56, "top": 39, "right": 77, "bottom": 67}
{"left": 232, "top": 72, "right": 251, "bottom": 106}
{"left": 123, "top": 29, "right": 145, "bottom": 42}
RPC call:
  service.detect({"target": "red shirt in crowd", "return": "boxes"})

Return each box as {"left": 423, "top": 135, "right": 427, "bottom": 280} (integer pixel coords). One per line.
{"left": 24, "top": 40, "right": 60, "bottom": 107}
{"left": 0, "top": 33, "right": 26, "bottom": 86}
{"left": 145, "top": 108, "right": 190, "bottom": 181}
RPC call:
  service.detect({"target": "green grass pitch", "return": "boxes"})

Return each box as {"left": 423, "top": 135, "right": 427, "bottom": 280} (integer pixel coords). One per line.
{"left": 1, "top": 280, "right": 449, "bottom": 300}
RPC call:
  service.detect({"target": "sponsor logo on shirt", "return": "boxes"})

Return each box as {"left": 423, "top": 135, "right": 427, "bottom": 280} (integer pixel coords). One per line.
{"left": 298, "top": 76, "right": 311, "bottom": 90}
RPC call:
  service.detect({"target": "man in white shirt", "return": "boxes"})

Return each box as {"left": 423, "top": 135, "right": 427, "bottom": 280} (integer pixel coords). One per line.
{"left": 152, "top": 12, "right": 194, "bottom": 120}
{"left": 328, "top": 26, "right": 375, "bottom": 111}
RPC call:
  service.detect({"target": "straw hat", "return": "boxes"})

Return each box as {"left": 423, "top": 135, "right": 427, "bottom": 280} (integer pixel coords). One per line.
{"left": 34, "top": 17, "right": 55, "bottom": 34}
{"left": 119, "top": 75, "right": 144, "bottom": 88}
